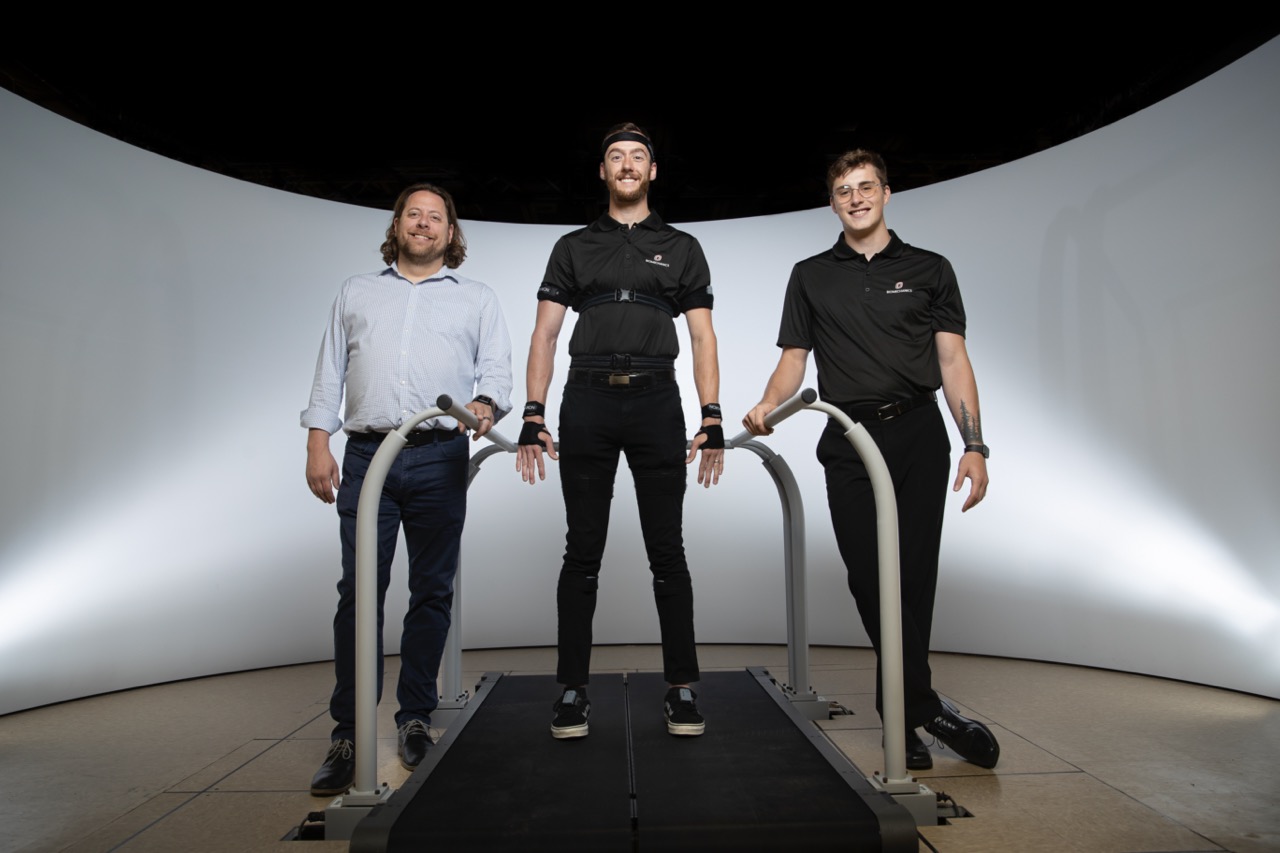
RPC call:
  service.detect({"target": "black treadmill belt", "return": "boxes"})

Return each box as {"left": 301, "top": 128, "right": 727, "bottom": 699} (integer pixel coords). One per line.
{"left": 629, "top": 671, "right": 881, "bottom": 850}
{"left": 357, "top": 673, "right": 633, "bottom": 851}
{"left": 352, "top": 669, "right": 906, "bottom": 852}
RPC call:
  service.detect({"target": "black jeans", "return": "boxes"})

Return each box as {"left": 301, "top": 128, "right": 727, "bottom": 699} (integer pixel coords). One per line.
{"left": 817, "top": 403, "right": 949, "bottom": 728}
{"left": 555, "top": 381, "right": 700, "bottom": 686}
{"left": 330, "top": 431, "right": 468, "bottom": 739}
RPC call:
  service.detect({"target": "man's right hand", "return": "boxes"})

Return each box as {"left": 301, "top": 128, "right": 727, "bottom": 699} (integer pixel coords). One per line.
{"left": 306, "top": 429, "right": 341, "bottom": 503}
{"left": 742, "top": 402, "right": 778, "bottom": 436}
{"left": 516, "top": 419, "right": 558, "bottom": 484}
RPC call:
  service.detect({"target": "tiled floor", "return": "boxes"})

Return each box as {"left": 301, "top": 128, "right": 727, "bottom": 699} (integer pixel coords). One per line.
{"left": 2, "top": 645, "right": 1276, "bottom": 852}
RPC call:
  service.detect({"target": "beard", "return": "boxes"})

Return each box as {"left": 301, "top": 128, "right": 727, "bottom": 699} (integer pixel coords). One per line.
{"left": 398, "top": 232, "right": 448, "bottom": 266}
{"left": 609, "top": 170, "right": 650, "bottom": 204}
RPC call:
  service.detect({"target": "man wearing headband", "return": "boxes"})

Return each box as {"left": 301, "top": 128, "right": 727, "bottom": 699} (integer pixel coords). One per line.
{"left": 517, "top": 122, "right": 724, "bottom": 739}
{"left": 744, "top": 150, "right": 998, "bottom": 772}
{"left": 301, "top": 184, "right": 513, "bottom": 795}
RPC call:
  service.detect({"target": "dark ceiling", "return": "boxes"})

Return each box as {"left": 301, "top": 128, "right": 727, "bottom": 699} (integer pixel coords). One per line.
{"left": 4, "top": 26, "right": 1277, "bottom": 225}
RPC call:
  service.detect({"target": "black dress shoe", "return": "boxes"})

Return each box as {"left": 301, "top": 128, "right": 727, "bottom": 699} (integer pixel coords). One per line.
{"left": 905, "top": 728, "right": 933, "bottom": 770}
{"left": 398, "top": 719, "right": 431, "bottom": 770}
{"left": 310, "top": 739, "right": 355, "bottom": 796}
{"left": 923, "top": 699, "right": 1000, "bottom": 769}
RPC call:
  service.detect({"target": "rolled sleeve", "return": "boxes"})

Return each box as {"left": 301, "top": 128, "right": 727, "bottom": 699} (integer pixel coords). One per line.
{"left": 300, "top": 289, "right": 348, "bottom": 434}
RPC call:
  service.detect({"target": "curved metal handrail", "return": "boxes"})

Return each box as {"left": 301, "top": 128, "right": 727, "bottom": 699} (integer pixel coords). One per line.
{"left": 348, "top": 396, "right": 517, "bottom": 797}
{"left": 733, "top": 388, "right": 912, "bottom": 785}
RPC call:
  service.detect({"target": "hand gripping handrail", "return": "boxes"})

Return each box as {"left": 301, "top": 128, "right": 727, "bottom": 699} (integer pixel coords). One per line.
{"left": 346, "top": 397, "right": 516, "bottom": 802}
{"left": 731, "top": 388, "right": 914, "bottom": 787}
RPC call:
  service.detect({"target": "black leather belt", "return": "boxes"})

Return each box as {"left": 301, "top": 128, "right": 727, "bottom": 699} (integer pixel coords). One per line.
{"left": 840, "top": 392, "right": 937, "bottom": 422}
{"left": 567, "top": 369, "right": 677, "bottom": 388}
{"left": 349, "top": 428, "right": 460, "bottom": 446}
{"left": 570, "top": 354, "right": 674, "bottom": 370}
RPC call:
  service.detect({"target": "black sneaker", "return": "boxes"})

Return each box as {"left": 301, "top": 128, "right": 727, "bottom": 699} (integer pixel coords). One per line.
{"left": 664, "top": 686, "right": 705, "bottom": 736}
{"left": 551, "top": 687, "right": 590, "bottom": 739}
{"left": 923, "top": 698, "right": 1000, "bottom": 768}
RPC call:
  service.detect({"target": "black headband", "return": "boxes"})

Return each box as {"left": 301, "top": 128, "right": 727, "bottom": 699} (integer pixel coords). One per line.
{"left": 601, "top": 131, "right": 655, "bottom": 162}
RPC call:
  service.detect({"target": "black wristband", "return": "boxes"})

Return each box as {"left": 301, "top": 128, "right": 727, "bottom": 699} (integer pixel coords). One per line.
{"left": 519, "top": 421, "right": 550, "bottom": 446}
{"left": 472, "top": 394, "right": 495, "bottom": 410}
{"left": 695, "top": 424, "right": 725, "bottom": 449}
{"left": 701, "top": 403, "right": 722, "bottom": 420}
{"left": 523, "top": 401, "right": 546, "bottom": 418}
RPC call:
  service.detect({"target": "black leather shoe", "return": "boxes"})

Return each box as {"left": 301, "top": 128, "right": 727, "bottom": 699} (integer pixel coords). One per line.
{"left": 905, "top": 728, "right": 933, "bottom": 770}
{"left": 398, "top": 719, "right": 431, "bottom": 770}
{"left": 923, "top": 699, "right": 1000, "bottom": 769}
{"left": 310, "top": 739, "right": 355, "bottom": 796}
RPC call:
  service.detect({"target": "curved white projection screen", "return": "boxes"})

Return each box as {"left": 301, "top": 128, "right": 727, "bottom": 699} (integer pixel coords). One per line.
{"left": 1, "top": 42, "right": 1277, "bottom": 714}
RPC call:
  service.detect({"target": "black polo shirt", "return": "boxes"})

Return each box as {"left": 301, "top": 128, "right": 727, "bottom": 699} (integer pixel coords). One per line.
{"left": 778, "top": 230, "right": 966, "bottom": 407}
{"left": 538, "top": 212, "right": 713, "bottom": 359}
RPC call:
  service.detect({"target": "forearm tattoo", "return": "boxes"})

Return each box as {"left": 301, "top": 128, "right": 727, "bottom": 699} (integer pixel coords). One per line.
{"left": 960, "top": 401, "right": 983, "bottom": 444}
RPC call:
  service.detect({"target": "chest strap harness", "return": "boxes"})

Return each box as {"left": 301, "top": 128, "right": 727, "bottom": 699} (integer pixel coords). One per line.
{"left": 575, "top": 288, "right": 679, "bottom": 318}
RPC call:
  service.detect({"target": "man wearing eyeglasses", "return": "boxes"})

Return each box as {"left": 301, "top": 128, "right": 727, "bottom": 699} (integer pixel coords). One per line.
{"left": 743, "top": 149, "right": 997, "bottom": 772}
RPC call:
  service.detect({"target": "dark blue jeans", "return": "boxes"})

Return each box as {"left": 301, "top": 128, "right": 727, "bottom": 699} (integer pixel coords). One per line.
{"left": 330, "top": 431, "right": 468, "bottom": 740}
{"left": 555, "top": 381, "right": 700, "bottom": 687}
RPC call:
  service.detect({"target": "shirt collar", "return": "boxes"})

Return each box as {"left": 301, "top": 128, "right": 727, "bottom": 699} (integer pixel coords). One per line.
{"left": 385, "top": 263, "right": 459, "bottom": 284}
{"left": 830, "top": 229, "right": 905, "bottom": 261}
{"left": 590, "top": 210, "right": 665, "bottom": 232}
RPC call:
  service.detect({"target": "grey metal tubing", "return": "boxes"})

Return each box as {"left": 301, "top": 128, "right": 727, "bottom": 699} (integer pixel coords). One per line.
{"left": 443, "top": 395, "right": 520, "bottom": 453}
{"left": 725, "top": 387, "right": 820, "bottom": 447}
{"left": 438, "top": 430, "right": 573, "bottom": 715}
{"left": 350, "top": 396, "right": 515, "bottom": 795}
{"left": 437, "top": 443, "right": 509, "bottom": 712}
{"left": 730, "top": 388, "right": 911, "bottom": 786}
{"left": 730, "top": 437, "right": 816, "bottom": 704}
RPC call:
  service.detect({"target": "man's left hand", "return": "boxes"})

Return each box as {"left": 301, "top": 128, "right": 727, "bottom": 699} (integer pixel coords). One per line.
{"left": 686, "top": 422, "right": 725, "bottom": 488}
{"left": 464, "top": 401, "right": 494, "bottom": 441}
{"left": 953, "top": 452, "right": 989, "bottom": 512}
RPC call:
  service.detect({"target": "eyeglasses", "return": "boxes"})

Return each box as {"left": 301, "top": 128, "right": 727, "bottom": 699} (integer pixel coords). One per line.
{"left": 832, "top": 182, "right": 883, "bottom": 202}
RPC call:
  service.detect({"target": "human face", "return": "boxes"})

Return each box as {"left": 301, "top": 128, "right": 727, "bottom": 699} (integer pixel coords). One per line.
{"left": 395, "top": 191, "right": 454, "bottom": 267}
{"left": 599, "top": 141, "right": 656, "bottom": 204}
{"left": 830, "top": 165, "right": 890, "bottom": 240}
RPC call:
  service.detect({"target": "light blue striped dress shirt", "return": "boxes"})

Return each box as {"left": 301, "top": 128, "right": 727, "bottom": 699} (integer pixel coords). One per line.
{"left": 301, "top": 265, "right": 513, "bottom": 434}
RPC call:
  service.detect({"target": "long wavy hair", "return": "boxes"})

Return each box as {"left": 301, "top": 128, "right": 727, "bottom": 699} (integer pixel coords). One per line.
{"left": 379, "top": 183, "right": 467, "bottom": 268}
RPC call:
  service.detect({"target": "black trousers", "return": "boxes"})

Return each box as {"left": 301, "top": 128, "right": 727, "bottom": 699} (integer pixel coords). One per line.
{"left": 817, "top": 403, "right": 949, "bottom": 728}
{"left": 555, "top": 380, "right": 700, "bottom": 686}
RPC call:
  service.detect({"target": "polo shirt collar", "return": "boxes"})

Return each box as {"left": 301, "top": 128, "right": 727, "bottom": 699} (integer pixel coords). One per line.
{"left": 830, "top": 229, "right": 905, "bottom": 261}
{"left": 591, "top": 210, "right": 665, "bottom": 232}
